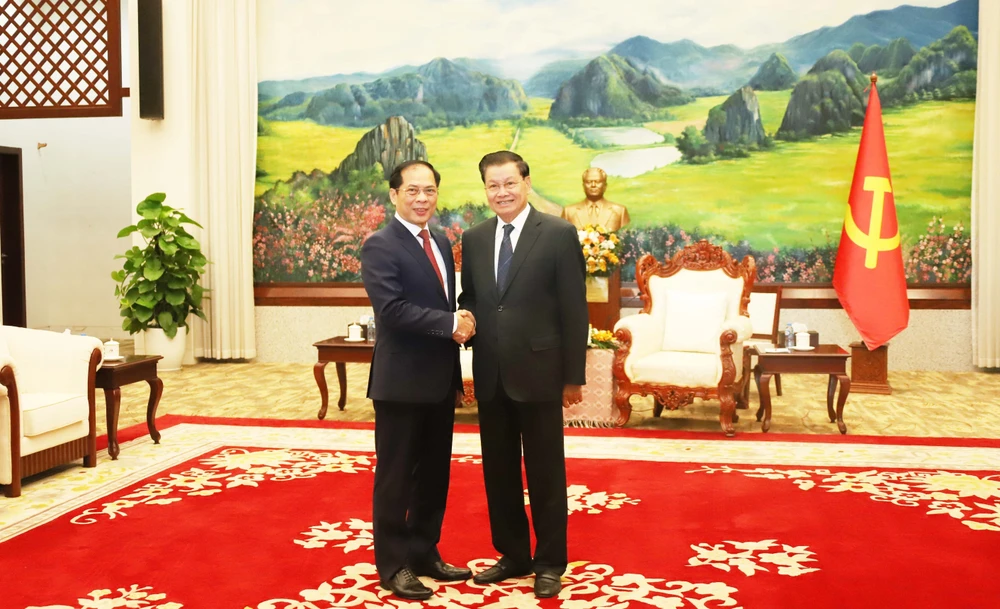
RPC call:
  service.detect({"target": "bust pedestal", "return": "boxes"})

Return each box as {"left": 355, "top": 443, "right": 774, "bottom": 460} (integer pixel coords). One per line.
{"left": 849, "top": 341, "right": 893, "bottom": 394}
{"left": 586, "top": 268, "right": 621, "bottom": 331}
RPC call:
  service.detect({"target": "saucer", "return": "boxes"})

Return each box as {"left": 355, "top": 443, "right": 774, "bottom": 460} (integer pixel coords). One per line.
{"left": 104, "top": 355, "right": 125, "bottom": 361}
{"left": 343, "top": 337, "right": 366, "bottom": 342}
{"left": 790, "top": 345, "right": 815, "bottom": 351}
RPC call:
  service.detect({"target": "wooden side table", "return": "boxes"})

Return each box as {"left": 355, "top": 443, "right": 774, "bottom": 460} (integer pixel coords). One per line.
{"left": 314, "top": 337, "right": 374, "bottom": 419}
{"left": 95, "top": 355, "right": 164, "bottom": 459}
{"left": 753, "top": 345, "right": 851, "bottom": 434}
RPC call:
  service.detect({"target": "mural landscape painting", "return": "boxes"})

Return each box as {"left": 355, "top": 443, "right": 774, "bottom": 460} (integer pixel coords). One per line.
{"left": 254, "top": 0, "right": 977, "bottom": 284}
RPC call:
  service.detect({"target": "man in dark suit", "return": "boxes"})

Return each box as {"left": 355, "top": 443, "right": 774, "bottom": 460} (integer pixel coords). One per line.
{"left": 459, "top": 151, "right": 588, "bottom": 598}
{"left": 361, "top": 160, "right": 477, "bottom": 601}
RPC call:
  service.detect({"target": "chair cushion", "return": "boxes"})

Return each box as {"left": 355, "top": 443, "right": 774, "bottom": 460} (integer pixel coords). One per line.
{"left": 631, "top": 351, "right": 721, "bottom": 387}
{"left": 662, "top": 291, "right": 728, "bottom": 353}
{"left": 19, "top": 392, "right": 90, "bottom": 437}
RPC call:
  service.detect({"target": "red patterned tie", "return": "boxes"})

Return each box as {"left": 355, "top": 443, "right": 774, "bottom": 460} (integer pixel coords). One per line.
{"left": 419, "top": 229, "right": 446, "bottom": 291}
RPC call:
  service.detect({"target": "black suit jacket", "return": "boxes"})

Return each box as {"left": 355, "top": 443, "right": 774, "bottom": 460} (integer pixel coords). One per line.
{"left": 361, "top": 218, "right": 461, "bottom": 403}
{"left": 459, "top": 206, "right": 589, "bottom": 403}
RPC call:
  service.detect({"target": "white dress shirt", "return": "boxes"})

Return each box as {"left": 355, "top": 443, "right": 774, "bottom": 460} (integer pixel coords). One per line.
{"left": 395, "top": 214, "right": 457, "bottom": 332}
{"left": 493, "top": 204, "right": 532, "bottom": 281}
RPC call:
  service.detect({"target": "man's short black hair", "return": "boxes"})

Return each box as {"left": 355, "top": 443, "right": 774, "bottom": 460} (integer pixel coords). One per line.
{"left": 478, "top": 151, "right": 530, "bottom": 182}
{"left": 389, "top": 160, "right": 441, "bottom": 189}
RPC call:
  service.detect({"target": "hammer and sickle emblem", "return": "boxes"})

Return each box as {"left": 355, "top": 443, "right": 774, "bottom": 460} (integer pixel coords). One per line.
{"left": 844, "top": 176, "right": 900, "bottom": 269}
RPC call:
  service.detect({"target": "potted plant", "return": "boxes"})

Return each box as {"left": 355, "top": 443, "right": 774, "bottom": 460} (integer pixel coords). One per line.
{"left": 111, "top": 193, "right": 208, "bottom": 370}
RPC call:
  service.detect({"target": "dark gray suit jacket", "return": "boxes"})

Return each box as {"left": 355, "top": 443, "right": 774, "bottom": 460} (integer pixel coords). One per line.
{"left": 361, "top": 218, "right": 461, "bottom": 403}
{"left": 459, "top": 206, "right": 588, "bottom": 403}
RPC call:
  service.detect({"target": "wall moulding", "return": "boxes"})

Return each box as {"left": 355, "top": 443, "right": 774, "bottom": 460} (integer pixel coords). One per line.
{"left": 254, "top": 282, "right": 971, "bottom": 310}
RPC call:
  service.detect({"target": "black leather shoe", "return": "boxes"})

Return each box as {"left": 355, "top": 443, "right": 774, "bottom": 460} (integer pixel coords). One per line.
{"left": 534, "top": 572, "right": 562, "bottom": 598}
{"left": 412, "top": 560, "right": 472, "bottom": 581}
{"left": 380, "top": 567, "right": 433, "bottom": 600}
{"left": 473, "top": 558, "right": 532, "bottom": 585}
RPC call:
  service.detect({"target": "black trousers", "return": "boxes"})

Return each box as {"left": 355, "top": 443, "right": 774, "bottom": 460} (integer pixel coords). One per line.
{"left": 477, "top": 383, "right": 567, "bottom": 574}
{"left": 372, "top": 395, "right": 456, "bottom": 580}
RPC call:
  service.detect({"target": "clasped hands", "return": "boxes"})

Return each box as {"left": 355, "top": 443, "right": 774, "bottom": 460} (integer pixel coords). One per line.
{"left": 453, "top": 310, "right": 476, "bottom": 344}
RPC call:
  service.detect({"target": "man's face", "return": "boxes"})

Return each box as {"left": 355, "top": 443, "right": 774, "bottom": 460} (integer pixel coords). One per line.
{"left": 390, "top": 165, "right": 439, "bottom": 228}
{"left": 484, "top": 162, "right": 531, "bottom": 223}
{"left": 583, "top": 169, "right": 607, "bottom": 200}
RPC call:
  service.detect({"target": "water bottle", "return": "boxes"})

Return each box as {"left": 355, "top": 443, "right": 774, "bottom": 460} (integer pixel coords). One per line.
{"left": 367, "top": 316, "right": 376, "bottom": 343}
{"left": 785, "top": 323, "right": 794, "bottom": 349}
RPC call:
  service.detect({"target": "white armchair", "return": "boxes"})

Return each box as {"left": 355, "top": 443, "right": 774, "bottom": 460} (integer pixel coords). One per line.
{"left": 612, "top": 241, "right": 756, "bottom": 436}
{"left": 1, "top": 326, "right": 104, "bottom": 497}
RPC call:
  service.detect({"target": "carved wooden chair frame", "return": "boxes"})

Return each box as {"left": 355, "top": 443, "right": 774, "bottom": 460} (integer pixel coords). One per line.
{"left": 613, "top": 240, "right": 756, "bottom": 436}
{"left": 2, "top": 348, "right": 103, "bottom": 497}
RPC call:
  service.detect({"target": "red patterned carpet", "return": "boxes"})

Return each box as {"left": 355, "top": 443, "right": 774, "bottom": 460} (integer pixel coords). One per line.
{"left": 2, "top": 416, "right": 999, "bottom": 608}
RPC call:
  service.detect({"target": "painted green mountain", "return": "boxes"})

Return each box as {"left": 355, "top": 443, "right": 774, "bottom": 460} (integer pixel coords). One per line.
{"left": 263, "top": 58, "right": 528, "bottom": 129}
{"left": 748, "top": 53, "right": 797, "bottom": 90}
{"left": 523, "top": 59, "right": 590, "bottom": 98}
{"left": 880, "top": 26, "right": 977, "bottom": 105}
{"left": 779, "top": 0, "right": 976, "bottom": 69}
{"left": 548, "top": 54, "right": 693, "bottom": 120}
{"left": 848, "top": 38, "right": 917, "bottom": 79}
{"left": 777, "top": 50, "right": 868, "bottom": 141}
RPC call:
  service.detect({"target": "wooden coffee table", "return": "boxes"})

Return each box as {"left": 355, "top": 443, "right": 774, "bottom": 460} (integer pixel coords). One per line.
{"left": 314, "top": 337, "right": 374, "bottom": 419}
{"left": 95, "top": 355, "right": 164, "bottom": 459}
{"left": 753, "top": 344, "right": 851, "bottom": 434}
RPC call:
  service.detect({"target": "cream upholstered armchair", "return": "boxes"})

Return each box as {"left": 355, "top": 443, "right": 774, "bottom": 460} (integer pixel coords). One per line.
{"left": 612, "top": 241, "right": 756, "bottom": 436}
{"left": 1, "top": 326, "right": 103, "bottom": 497}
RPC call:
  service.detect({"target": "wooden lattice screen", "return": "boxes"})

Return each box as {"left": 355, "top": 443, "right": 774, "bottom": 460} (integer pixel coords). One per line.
{"left": 0, "top": 0, "right": 122, "bottom": 119}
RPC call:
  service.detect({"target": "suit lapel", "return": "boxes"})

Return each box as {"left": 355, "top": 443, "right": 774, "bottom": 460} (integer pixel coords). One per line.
{"left": 432, "top": 230, "right": 455, "bottom": 309}
{"left": 499, "top": 206, "right": 542, "bottom": 300}
{"left": 391, "top": 219, "right": 448, "bottom": 303}
{"left": 481, "top": 217, "right": 500, "bottom": 300}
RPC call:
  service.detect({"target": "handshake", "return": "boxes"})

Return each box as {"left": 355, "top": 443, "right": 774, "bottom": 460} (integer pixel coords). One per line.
{"left": 453, "top": 310, "right": 476, "bottom": 345}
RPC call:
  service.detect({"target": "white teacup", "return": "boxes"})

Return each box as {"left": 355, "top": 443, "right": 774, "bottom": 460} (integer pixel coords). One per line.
{"left": 103, "top": 340, "right": 119, "bottom": 359}
{"left": 347, "top": 324, "right": 363, "bottom": 341}
{"left": 795, "top": 332, "right": 810, "bottom": 349}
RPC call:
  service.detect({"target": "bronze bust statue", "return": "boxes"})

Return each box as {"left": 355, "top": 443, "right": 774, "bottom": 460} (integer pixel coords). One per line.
{"left": 560, "top": 167, "right": 631, "bottom": 231}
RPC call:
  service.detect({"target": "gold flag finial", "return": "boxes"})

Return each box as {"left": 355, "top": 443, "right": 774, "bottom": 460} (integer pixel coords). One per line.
{"left": 870, "top": 72, "right": 878, "bottom": 85}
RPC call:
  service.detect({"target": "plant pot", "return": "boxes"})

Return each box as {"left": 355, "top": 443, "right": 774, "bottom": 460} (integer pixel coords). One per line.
{"left": 144, "top": 326, "right": 187, "bottom": 371}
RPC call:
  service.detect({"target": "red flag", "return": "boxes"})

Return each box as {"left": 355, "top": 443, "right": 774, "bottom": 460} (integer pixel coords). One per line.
{"left": 832, "top": 75, "right": 909, "bottom": 350}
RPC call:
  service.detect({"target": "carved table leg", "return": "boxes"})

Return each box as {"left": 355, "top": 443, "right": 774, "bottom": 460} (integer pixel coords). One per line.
{"left": 104, "top": 387, "right": 122, "bottom": 460}
{"left": 336, "top": 362, "right": 348, "bottom": 411}
{"left": 754, "top": 365, "right": 765, "bottom": 422}
{"left": 835, "top": 374, "right": 851, "bottom": 434}
{"left": 826, "top": 375, "right": 838, "bottom": 423}
{"left": 653, "top": 398, "right": 664, "bottom": 418}
{"left": 314, "top": 362, "right": 330, "bottom": 420}
{"left": 758, "top": 373, "right": 774, "bottom": 432}
{"left": 146, "top": 377, "right": 163, "bottom": 444}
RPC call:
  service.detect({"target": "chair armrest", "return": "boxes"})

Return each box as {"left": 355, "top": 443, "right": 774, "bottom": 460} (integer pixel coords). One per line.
{"left": 722, "top": 316, "right": 754, "bottom": 344}
{"left": 613, "top": 313, "right": 661, "bottom": 381}
{"left": 0, "top": 327, "right": 103, "bottom": 394}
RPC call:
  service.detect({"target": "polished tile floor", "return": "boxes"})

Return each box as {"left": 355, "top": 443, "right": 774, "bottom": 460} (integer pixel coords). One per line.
{"left": 99, "top": 361, "right": 1000, "bottom": 440}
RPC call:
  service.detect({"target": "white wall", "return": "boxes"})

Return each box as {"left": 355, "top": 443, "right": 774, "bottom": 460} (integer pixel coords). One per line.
{"left": 0, "top": 4, "right": 132, "bottom": 338}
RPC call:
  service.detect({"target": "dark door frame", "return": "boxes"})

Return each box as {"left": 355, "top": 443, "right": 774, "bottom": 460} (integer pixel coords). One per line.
{"left": 0, "top": 145, "right": 27, "bottom": 327}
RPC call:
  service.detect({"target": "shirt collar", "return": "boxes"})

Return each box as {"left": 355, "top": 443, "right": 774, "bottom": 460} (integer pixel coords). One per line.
{"left": 395, "top": 213, "right": 428, "bottom": 238}
{"left": 496, "top": 204, "right": 531, "bottom": 233}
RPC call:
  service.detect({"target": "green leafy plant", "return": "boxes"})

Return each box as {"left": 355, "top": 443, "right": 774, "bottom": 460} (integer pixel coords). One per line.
{"left": 111, "top": 193, "right": 208, "bottom": 338}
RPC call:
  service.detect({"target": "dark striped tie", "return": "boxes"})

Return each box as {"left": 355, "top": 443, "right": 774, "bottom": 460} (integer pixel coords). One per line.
{"left": 496, "top": 223, "right": 515, "bottom": 292}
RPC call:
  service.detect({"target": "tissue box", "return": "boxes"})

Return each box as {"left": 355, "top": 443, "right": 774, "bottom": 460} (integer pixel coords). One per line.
{"left": 808, "top": 330, "right": 819, "bottom": 347}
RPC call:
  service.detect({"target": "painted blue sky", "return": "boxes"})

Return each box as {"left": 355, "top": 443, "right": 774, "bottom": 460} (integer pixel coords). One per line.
{"left": 257, "top": 0, "right": 958, "bottom": 80}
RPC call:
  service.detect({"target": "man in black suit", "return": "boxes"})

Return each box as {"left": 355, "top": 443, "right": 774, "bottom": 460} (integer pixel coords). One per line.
{"left": 361, "top": 160, "right": 477, "bottom": 601}
{"left": 459, "top": 151, "right": 588, "bottom": 598}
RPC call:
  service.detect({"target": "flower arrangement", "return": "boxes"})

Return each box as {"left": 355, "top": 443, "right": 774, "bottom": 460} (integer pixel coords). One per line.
{"left": 578, "top": 224, "right": 620, "bottom": 277}
{"left": 588, "top": 326, "right": 618, "bottom": 350}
